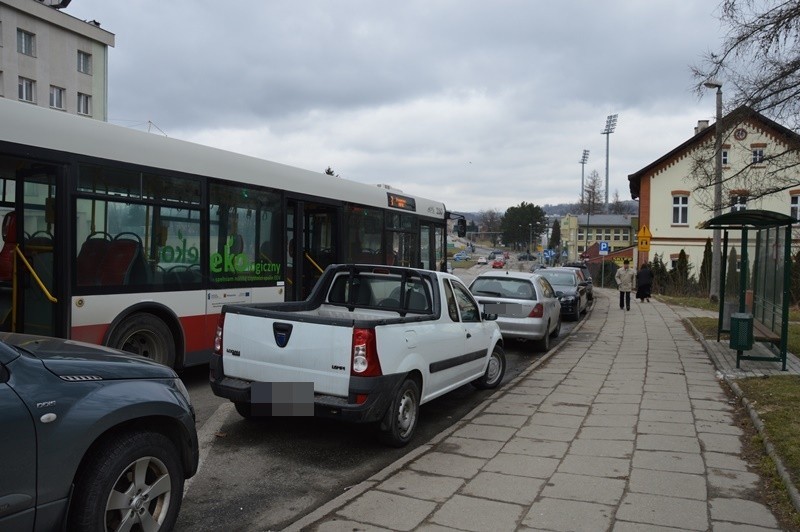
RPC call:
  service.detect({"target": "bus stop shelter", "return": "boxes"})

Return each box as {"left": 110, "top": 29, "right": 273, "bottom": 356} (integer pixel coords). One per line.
{"left": 700, "top": 209, "right": 795, "bottom": 370}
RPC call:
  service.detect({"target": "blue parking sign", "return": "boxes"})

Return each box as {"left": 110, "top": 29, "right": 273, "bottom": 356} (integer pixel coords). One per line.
{"left": 599, "top": 241, "right": 609, "bottom": 256}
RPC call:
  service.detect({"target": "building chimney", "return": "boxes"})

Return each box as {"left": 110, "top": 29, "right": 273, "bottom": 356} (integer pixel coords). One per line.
{"left": 695, "top": 120, "right": 710, "bottom": 135}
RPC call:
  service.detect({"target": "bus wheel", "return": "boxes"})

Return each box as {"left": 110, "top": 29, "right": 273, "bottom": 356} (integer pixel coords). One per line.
{"left": 109, "top": 313, "right": 176, "bottom": 368}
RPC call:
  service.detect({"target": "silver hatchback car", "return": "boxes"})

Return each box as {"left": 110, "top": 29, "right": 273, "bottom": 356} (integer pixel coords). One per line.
{"left": 469, "top": 271, "right": 561, "bottom": 352}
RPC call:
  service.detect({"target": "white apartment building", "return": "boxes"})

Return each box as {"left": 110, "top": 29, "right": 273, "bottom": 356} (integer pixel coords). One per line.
{"left": 0, "top": 0, "right": 114, "bottom": 120}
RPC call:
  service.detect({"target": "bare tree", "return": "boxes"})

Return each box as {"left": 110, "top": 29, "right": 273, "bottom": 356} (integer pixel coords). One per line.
{"left": 579, "top": 170, "right": 604, "bottom": 214}
{"left": 691, "top": 0, "right": 800, "bottom": 204}
{"left": 608, "top": 190, "right": 627, "bottom": 214}
{"left": 479, "top": 209, "right": 503, "bottom": 245}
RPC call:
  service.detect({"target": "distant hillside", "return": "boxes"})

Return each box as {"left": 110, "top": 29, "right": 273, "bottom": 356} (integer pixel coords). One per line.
{"left": 459, "top": 200, "right": 637, "bottom": 221}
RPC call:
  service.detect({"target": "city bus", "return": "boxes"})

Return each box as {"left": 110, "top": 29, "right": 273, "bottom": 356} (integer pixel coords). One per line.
{"left": 0, "top": 98, "right": 463, "bottom": 368}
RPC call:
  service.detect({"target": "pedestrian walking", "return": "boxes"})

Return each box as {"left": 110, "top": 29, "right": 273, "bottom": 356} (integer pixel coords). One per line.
{"left": 615, "top": 259, "right": 636, "bottom": 310}
{"left": 636, "top": 262, "right": 654, "bottom": 302}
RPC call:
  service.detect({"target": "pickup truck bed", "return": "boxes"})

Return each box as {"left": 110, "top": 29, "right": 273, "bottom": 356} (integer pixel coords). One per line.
{"left": 210, "top": 264, "right": 505, "bottom": 446}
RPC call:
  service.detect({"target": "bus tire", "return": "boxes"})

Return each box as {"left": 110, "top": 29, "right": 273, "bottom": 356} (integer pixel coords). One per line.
{"left": 109, "top": 313, "right": 176, "bottom": 368}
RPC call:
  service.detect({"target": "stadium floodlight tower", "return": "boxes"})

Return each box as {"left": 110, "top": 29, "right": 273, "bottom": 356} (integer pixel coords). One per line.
{"left": 580, "top": 149, "right": 590, "bottom": 203}
{"left": 601, "top": 114, "right": 618, "bottom": 209}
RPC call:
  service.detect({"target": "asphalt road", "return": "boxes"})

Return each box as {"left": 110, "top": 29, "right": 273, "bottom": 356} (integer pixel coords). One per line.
{"left": 174, "top": 259, "right": 584, "bottom": 531}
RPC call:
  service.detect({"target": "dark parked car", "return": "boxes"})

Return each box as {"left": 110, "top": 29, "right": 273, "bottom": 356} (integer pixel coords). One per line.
{"left": 0, "top": 332, "right": 198, "bottom": 531}
{"left": 536, "top": 267, "right": 589, "bottom": 321}
{"left": 517, "top": 253, "right": 536, "bottom": 261}
{"left": 563, "top": 262, "right": 593, "bottom": 301}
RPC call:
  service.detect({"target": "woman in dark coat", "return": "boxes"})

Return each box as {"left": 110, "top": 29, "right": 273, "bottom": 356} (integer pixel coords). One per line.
{"left": 636, "top": 262, "right": 653, "bottom": 302}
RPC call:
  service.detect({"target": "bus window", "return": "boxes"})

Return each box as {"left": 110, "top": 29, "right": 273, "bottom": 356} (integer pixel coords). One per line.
{"left": 209, "top": 182, "right": 281, "bottom": 286}
{"left": 344, "top": 204, "right": 383, "bottom": 264}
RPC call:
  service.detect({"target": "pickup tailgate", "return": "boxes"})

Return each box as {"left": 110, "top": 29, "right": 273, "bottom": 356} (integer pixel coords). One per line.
{"left": 221, "top": 313, "right": 352, "bottom": 397}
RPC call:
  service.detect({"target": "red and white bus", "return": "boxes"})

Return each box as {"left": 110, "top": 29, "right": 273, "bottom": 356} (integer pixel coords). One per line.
{"left": 0, "top": 98, "right": 461, "bottom": 368}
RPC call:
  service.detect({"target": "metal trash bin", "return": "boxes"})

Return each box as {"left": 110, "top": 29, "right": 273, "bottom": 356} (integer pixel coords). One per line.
{"left": 729, "top": 312, "right": 754, "bottom": 351}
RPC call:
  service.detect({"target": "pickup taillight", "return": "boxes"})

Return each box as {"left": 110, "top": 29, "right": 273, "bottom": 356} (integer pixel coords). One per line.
{"left": 213, "top": 313, "right": 225, "bottom": 355}
{"left": 528, "top": 303, "right": 544, "bottom": 318}
{"left": 351, "top": 328, "right": 382, "bottom": 377}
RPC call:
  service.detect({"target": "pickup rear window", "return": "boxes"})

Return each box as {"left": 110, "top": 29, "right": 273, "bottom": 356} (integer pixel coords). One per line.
{"left": 328, "top": 272, "right": 432, "bottom": 313}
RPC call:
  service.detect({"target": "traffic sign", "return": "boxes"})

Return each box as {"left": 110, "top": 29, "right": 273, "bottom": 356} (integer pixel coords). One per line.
{"left": 599, "top": 241, "right": 609, "bottom": 256}
{"left": 637, "top": 225, "right": 652, "bottom": 252}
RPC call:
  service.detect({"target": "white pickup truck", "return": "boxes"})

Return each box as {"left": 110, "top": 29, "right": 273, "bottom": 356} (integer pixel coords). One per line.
{"left": 209, "top": 264, "right": 505, "bottom": 446}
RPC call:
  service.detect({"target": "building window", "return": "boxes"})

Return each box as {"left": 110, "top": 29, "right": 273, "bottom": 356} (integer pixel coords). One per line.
{"left": 18, "top": 77, "right": 35, "bottom": 103}
{"left": 731, "top": 194, "right": 748, "bottom": 213}
{"left": 17, "top": 29, "right": 35, "bottom": 56}
{"left": 613, "top": 229, "right": 621, "bottom": 241}
{"left": 722, "top": 150, "right": 729, "bottom": 165}
{"left": 77, "top": 51, "right": 92, "bottom": 74}
{"left": 672, "top": 195, "right": 688, "bottom": 224}
{"left": 49, "top": 86, "right": 65, "bottom": 110}
{"left": 791, "top": 195, "right": 799, "bottom": 221}
{"left": 752, "top": 149, "right": 764, "bottom": 164}
{"left": 77, "top": 93, "right": 92, "bottom": 116}
{"left": 622, "top": 229, "right": 630, "bottom": 240}
{"left": 577, "top": 228, "right": 584, "bottom": 241}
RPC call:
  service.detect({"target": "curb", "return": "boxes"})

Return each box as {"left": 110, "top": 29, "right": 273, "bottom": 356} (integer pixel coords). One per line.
{"left": 686, "top": 316, "right": 800, "bottom": 516}
{"left": 285, "top": 290, "right": 597, "bottom": 531}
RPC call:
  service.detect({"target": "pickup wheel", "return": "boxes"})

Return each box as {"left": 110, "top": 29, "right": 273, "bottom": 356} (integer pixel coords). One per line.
{"left": 379, "top": 378, "right": 420, "bottom": 447}
{"left": 234, "top": 401, "right": 254, "bottom": 419}
{"left": 472, "top": 345, "right": 506, "bottom": 389}
{"left": 68, "top": 430, "right": 184, "bottom": 532}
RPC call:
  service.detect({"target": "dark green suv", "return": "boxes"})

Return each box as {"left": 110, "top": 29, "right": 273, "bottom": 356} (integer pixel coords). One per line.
{"left": 0, "top": 332, "right": 198, "bottom": 531}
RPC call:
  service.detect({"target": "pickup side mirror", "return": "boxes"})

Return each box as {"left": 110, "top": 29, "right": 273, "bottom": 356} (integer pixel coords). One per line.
{"left": 482, "top": 312, "right": 498, "bottom": 321}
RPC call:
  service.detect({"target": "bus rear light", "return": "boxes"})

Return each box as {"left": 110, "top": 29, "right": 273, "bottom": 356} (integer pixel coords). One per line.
{"left": 355, "top": 394, "right": 368, "bottom": 405}
{"left": 528, "top": 303, "right": 544, "bottom": 318}
{"left": 213, "top": 314, "right": 225, "bottom": 355}
{"left": 351, "top": 328, "right": 382, "bottom": 377}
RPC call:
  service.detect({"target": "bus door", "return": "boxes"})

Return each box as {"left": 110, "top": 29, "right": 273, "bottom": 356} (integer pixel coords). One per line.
{"left": 285, "top": 200, "right": 337, "bottom": 301}
{"left": 0, "top": 161, "right": 60, "bottom": 336}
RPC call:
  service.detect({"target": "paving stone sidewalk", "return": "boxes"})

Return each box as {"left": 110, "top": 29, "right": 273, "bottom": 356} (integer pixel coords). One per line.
{"left": 287, "top": 288, "right": 788, "bottom": 531}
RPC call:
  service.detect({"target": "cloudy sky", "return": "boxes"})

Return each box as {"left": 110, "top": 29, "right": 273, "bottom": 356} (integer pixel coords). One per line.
{"left": 64, "top": 1, "right": 727, "bottom": 213}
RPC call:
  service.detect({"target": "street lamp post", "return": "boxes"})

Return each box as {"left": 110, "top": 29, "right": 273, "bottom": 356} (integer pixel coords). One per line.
{"left": 704, "top": 80, "right": 723, "bottom": 301}
{"left": 601, "top": 115, "right": 618, "bottom": 209}
{"left": 528, "top": 223, "right": 533, "bottom": 257}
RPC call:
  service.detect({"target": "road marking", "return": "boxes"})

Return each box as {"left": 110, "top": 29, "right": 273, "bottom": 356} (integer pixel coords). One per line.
{"left": 183, "top": 401, "right": 234, "bottom": 496}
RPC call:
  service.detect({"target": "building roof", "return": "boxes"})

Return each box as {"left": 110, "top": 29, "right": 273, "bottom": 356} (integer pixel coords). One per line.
{"left": 627, "top": 106, "right": 800, "bottom": 200}
{"left": 572, "top": 214, "right": 636, "bottom": 227}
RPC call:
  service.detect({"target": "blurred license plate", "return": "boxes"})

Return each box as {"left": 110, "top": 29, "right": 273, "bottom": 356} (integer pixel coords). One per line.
{"left": 484, "top": 303, "right": 522, "bottom": 314}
